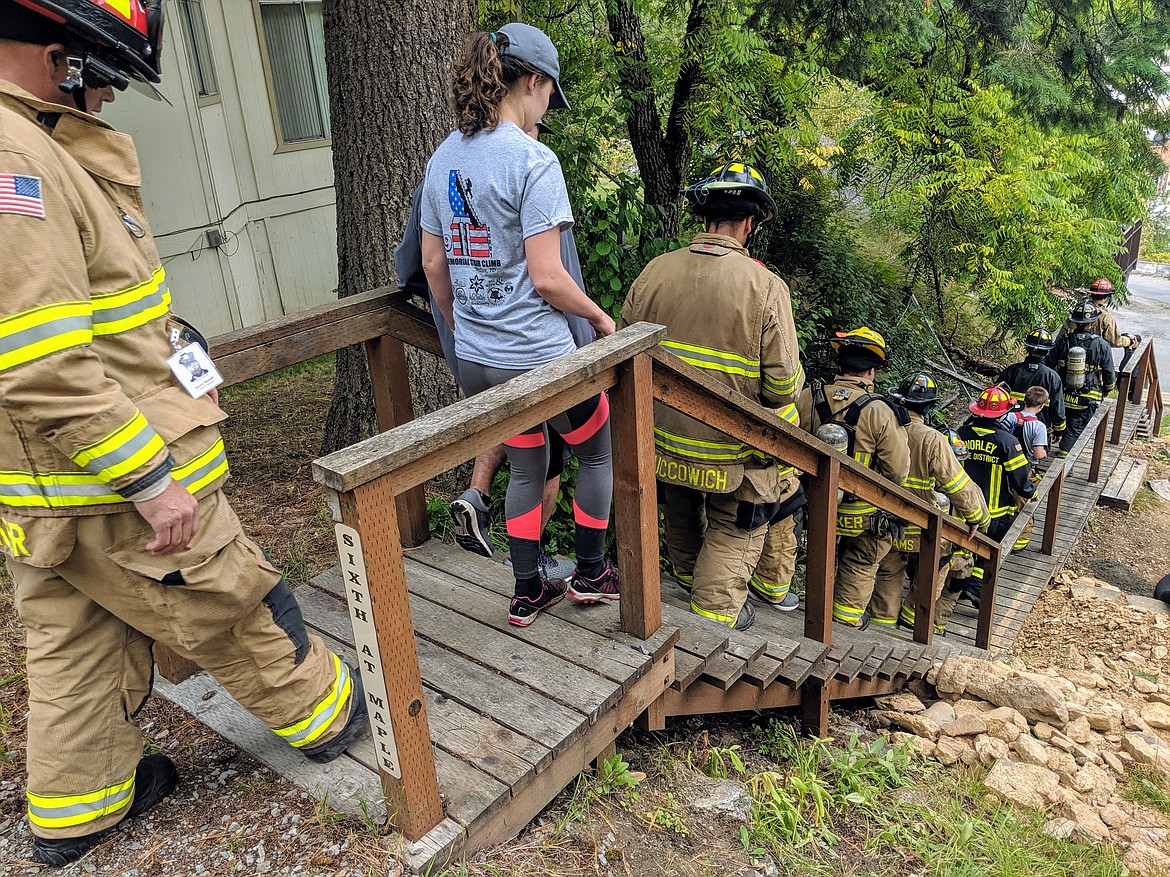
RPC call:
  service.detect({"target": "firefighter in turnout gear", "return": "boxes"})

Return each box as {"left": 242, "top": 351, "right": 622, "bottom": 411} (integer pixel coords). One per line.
{"left": 621, "top": 162, "right": 803, "bottom": 631}
{"left": 868, "top": 373, "right": 990, "bottom": 630}
{"left": 950, "top": 386, "right": 1036, "bottom": 607}
{"left": 1057, "top": 278, "right": 1141, "bottom": 352}
{"left": 796, "top": 328, "right": 910, "bottom": 628}
{"left": 0, "top": 2, "right": 367, "bottom": 865}
{"left": 1047, "top": 302, "right": 1116, "bottom": 455}
{"left": 997, "top": 328, "right": 1066, "bottom": 437}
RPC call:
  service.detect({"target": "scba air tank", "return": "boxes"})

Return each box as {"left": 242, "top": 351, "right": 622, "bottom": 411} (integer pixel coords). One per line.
{"left": 1065, "top": 346, "right": 1087, "bottom": 390}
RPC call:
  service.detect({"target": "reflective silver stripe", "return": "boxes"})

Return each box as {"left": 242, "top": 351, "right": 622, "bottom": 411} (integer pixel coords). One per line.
{"left": 91, "top": 282, "right": 169, "bottom": 330}
{"left": 659, "top": 340, "right": 760, "bottom": 378}
{"left": 177, "top": 444, "right": 228, "bottom": 490}
{"left": 281, "top": 662, "right": 350, "bottom": 746}
{"left": 654, "top": 429, "right": 753, "bottom": 462}
{"left": 76, "top": 422, "right": 160, "bottom": 478}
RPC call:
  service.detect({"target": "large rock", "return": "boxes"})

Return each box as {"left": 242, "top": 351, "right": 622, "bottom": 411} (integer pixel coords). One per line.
{"left": 933, "top": 736, "right": 970, "bottom": 766}
{"left": 953, "top": 698, "right": 992, "bottom": 717}
{"left": 881, "top": 711, "right": 941, "bottom": 742}
{"left": 940, "top": 714, "right": 988, "bottom": 738}
{"left": 988, "top": 675, "right": 1069, "bottom": 727}
{"left": 875, "top": 692, "right": 925, "bottom": 714}
{"left": 1071, "top": 763, "right": 1115, "bottom": 801}
{"left": 689, "top": 777, "right": 753, "bottom": 823}
{"left": 982, "top": 760, "right": 1062, "bottom": 810}
{"left": 1123, "top": 732, "right": 1170, "bottom": 778}
{"left": 1141, "top": 702, "right": 1170, "bottom": 731}
{"left": 1134, "top": 675, "right": 1160, "bottom": 694}
{"left": 1123, "top": 841, "right": 1170, "bottom": 877}
{"left": 1047, "top": 750, "right": 1079, "bottom": 785}
{"left": 922, "top": 701, "right": 956, "bottom": 726}
{"left": 1067, "top": 703, "right": 1121, "bottom": 734}
{"left": 974, "top": 734, "right": 1010, "bottom": 765}
{"left": 932, "top": 656, "right": 1011, "bottom": 701}
{"left": 1013, "top": 735, "right": 1050, "bottom": 767}
{"left": 1058, "top": 795, "right": 1110, "bottom": 840}
{"left": 983, "top": 706, "right": 1029, "bottom": 732}
{"left": 1065, "top": 716, "right": 1092, "bottom": 744}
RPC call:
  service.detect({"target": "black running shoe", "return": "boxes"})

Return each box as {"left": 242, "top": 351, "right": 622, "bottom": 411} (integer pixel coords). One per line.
{"left": 568, "top": 562, "right": 621, "bottom": 604}
{"left": 451, "top": 489, "right": 493, "bottom": 558}
{"left": 302, "top": 666, "right": 369, "bottom": 764}
{"left": 733, "top": 600, "right": 756, "bottom": 631}
{"left": 509, "top": 578, "right": 566, "bottom": 626}
{"left": 32, "top": 754, "right": 179, "bottom": 867}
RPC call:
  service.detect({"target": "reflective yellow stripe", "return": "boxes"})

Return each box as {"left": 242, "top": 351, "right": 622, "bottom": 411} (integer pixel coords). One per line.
{"left": 274, "top": 654, "right": 352, "bottom": 748}
{"left": 70, "top": 412, "right": 165, "bottom": 482}
{"left": 91, "top": 267, "right": 171, "bottom": 336}
{"left": 659, "top": 340, "right": 760, "bottom": 378}
{"left": 871, "top": 616, "right": 897, "bottom": 627}
{"left": 939, "top": 470, "right": 970, "bottom": 494}
{"left": 0, "top": 440, "right": 227, "bottom": 510}
{"left": 1003, "top": 454, "right": 1028, "bottom": 472}
{"left": 654, "top": 427, "right": 755, "bottom": 463}
{"left": 903, "top": 476, "right": 935, "bottom": 490}
{"left": 832, "top": 602, "right": 865, "bottom": 624}
{"left": 854, "top": 451, "right": 872, "bottom": 467}
{"left": 775, "top": 403, "right": 799, "bottom": 425}
{"left": 27, "top": 772, "right": 134, "bottom": 830}
{"left": 0, "top": 300, "right": 93, "bottom": 372}
{"left": 749, "top": 573, "right": 790, "bottom": 599}
{"left": 1012, "top": 535, "right": 1030, "bottom": 550}
{"left": 763, "top": 364, "right": 803, "bottom": 396}
{"left": 690, "top": 600, "right": 737, "bottom": 626}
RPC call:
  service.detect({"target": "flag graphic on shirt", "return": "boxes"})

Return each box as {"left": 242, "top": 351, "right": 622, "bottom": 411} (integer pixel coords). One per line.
{"left": 0, "top": 174, "right": 45, "bottom": 219}
{"left": 448, "top": 170, "right": 492, "bottom": 259}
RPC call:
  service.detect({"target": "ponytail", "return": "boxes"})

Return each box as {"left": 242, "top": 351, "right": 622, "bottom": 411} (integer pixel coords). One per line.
{"left": 452, "top": 30, "right": 549, "bottom": 136}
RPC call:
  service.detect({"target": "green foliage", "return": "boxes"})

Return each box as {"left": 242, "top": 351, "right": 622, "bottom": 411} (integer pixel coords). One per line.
{"left": 594, "top": 752, "right": 643, "bottom": 797}
{"left": 1121, "top": 767, "right": 1170, "bottom": 817}
{"left": 644, "top": 792, "right": 689, "bottom": 836}
{"left": 426, "top": 496, "right": 456, "bottom": 542}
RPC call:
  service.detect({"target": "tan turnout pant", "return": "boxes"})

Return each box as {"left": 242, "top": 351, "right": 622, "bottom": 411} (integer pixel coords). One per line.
{"left": 7, "top": 490, "right": 354, "bottom": 840}
{"left": 832, "top": 532, "right": 894, "bottom": 627}
{"left": 750, "top": 513, "right": 798, "bottom": 603}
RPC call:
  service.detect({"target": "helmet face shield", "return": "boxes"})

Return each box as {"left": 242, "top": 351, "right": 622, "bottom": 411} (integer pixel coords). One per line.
{"left": 684, "top": 162, "right": 778, "bottom": 224}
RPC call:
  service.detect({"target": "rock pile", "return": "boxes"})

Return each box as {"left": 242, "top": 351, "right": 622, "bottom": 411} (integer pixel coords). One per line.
{"left": 874, "top": 583, "right": 1170, "bottom": 875}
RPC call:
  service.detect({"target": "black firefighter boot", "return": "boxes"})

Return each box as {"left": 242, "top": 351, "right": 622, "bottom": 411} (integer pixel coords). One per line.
{"left": 302, "top": 665, "right": 369, "bottom": 764}
{"left": 32, "top": 754, "right": 180, "bottom": 867}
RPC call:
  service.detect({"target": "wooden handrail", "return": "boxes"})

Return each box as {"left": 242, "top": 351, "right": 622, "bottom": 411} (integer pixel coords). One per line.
{"left": 313, "top": 324, "right": 667, "bottom": 492}
{"left": 649, "top": 348, "right": 997, "bottom": 559}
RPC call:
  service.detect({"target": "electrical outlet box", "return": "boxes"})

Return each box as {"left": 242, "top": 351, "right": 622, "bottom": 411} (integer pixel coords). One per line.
{"left": 206, "top": 228, "right": 226, "bottom": 248}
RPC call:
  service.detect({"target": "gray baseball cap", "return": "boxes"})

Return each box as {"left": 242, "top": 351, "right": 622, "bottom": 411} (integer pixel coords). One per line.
{"left": 498, "top": 22, "right": 570, "bottom": 111}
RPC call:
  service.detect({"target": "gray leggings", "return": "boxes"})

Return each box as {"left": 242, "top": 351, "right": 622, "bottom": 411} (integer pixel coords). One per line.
{"left": 458, "top": 359, "right": 613, "bottom": 584}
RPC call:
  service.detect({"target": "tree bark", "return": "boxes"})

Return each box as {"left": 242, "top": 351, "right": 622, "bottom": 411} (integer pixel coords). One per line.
{"left": 321, "top": 0, "right": 475, "bottom": 454}
{"left": 606, "top": 0, "right": 709, "bottom": 238}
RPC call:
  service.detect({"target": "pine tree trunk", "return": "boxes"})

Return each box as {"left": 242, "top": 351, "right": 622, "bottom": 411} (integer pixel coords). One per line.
{"left": 320, "top": 0, "right": 475, "bottom": 455}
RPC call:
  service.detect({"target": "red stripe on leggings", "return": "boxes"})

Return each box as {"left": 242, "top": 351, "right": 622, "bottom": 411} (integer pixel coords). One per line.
{"left": 559, "top": 393, "right": 609, "bottom": 445}
{"left": 573, "top": 499, "right": 609, "bottom": 530}
{"left": 506, "top": 504, "right": 543, "bottom": 540}
{"left": 504, "top": 430, "right": 546, "bottom": 449}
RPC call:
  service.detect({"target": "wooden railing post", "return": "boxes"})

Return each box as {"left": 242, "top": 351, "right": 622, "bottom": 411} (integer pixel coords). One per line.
{"left": 1133, "top": 345, "right": 1149, "bottom": 408}
{"left": 1111, "top": 372, "right": 1129, "bottom": 445}
{"left": 975, "top": 544, "right": 1002, "bottom": 650}
{"left": 804, "top": 456, "right": 839, "bottom": 647}
{"left": 912, "top": 512, "right": 943, "bottom": 646}
{"left": 1041, "top": 466, "right": 1064, "bottom": 555}
{"left": 1089, "top": 407, "right": 1110, "bottom": 483}
{"left": 365, "top": 336, "right": 429, "bottom": 547}
{"left": 609, "top": 352, "right": 662, "bottom": 638}
{"left": 332, "top": 476, "right": 442, "bottom": 840}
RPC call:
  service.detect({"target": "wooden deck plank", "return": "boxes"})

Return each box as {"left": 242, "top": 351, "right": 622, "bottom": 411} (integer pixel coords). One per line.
{"left": 671, "top": 648, "right": 706, "bottom": 691}
{"left": 776, "top": 656, "right": 815, "bottom": 688}
{"left": 742, "top": 653, "right": 785, "bottom": 688}
{"left": 404, "top": 561, "right": 652, "bottom": 685}
{"left": 400, "top": 541, "right": 680, "bottom": 662}
{"left": 296, "top": 587, "right": 582, "bottom": 767}
{"left": 807, "top": 642, "right": 854, "bottom": 684}
{"left": 699, "top": 651, "right": 751, "bottom": 691}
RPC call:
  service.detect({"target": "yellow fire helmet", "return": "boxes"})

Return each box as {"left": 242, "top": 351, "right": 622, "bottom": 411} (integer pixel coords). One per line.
{"left": 830, "top": 326, "right": 887, "bottom": 368}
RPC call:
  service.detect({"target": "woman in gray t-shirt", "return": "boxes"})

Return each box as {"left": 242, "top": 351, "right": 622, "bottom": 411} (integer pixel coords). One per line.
{"left": 420, "top": 23, "right": 620, "bottom": 627}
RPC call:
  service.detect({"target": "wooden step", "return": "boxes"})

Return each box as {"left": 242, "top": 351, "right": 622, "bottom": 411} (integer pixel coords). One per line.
{"left": 1099, "top": 455, "right": 1148, "bottom": 510}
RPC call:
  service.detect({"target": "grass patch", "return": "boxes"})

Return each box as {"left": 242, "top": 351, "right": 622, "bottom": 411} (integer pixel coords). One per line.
{"left": 1122, "top": 767, "right": 1170, "bottom": 817}
{"left": 1133, "top": 487, "right": 1162, "bottom": 514}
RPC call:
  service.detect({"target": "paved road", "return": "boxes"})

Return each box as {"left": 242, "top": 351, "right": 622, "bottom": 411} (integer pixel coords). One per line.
{"left": 1116, "top": 273, "right": 1170, "bottom": 342}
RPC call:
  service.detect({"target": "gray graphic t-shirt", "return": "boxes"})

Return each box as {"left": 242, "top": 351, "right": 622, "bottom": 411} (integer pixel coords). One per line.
{"left": 420, "top": 122, "right": 578, "bottom": 369}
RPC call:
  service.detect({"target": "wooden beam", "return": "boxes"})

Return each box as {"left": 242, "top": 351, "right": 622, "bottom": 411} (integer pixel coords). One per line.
{"left": 314, "top": 324, "right": 666, "bottom": 493}
{"left": 1089, "top": 407, "right": 1110, "bottom": 483}
{"left": 913, "top": 513, "right": 943, "bottom": 646}
{"left": 1041, "top": 466, "right": 1064, "bottom": 555}
{"left": 609, "top": 352, "right": 662, "bottom": 639}
{"left": 366, "top": 335, "right": 428, "bottom": 547}
{"left": 804, "top": 455, "right": 838, "bottom": 647}
{"left": 336, "top": 477, "right": 442, "bottom": 840}
{"left": 975, "top": 544, "right": 1002, "bottom": 650}
{"left": 1111, "top": 373, "right": 1130, "bottom": 445}
{"left": 801, "top": 680, "right": 830, "bottom": 737}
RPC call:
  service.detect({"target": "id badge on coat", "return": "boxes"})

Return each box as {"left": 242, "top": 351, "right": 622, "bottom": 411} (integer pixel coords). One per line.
{"left": 167, "top": 342, "right": 223, "bottom": 399}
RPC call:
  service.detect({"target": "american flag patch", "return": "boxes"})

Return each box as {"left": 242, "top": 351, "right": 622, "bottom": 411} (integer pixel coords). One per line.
{"left": 0, "top": 174, "right": 45, "bottom": 219}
